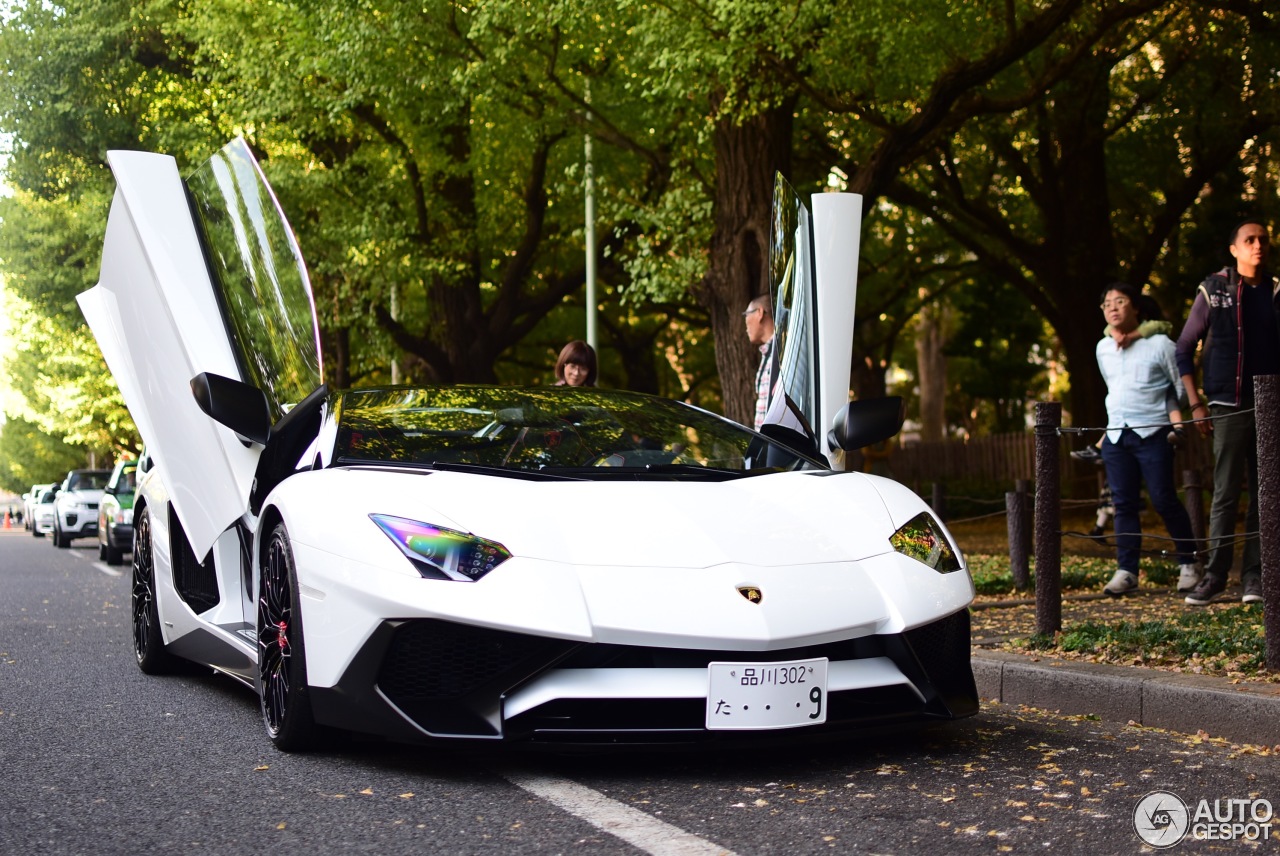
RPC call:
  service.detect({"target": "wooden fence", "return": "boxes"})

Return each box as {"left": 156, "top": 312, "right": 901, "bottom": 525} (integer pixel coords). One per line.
{"left": 886, "top": 428, "right": 1213, "bottom": 495}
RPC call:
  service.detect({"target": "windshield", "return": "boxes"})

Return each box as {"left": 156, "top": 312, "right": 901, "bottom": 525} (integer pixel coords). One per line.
{"left": 111, "top": 463, "right": 138, "bottom": 494}
{"left": 333, "top": 387, "right": 823, "bottom": 476}
{"left": 67, "top": 471, "right": 110, "bottom": 491}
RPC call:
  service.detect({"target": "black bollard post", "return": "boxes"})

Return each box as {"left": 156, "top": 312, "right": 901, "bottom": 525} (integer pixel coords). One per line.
{"left": 1016, "top": 478, "right": 1033, "bottom": 557}
{"left": 1253, "top": 375, "right": 1280, "bottom": 670}
{"left": 931, "top": 482, "right": 947, "bottom": 522}
{"left": 1034, "top": 403, "right": 1062, "bottom": 636}
{"left": 1182, "top": 468, "right": 1206, "bottom": 556}
{"left": 1007, "top": 490, "right": 1030, "bottom": 591}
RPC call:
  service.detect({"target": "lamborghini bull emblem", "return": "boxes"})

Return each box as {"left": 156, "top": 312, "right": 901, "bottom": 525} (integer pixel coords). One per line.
{"left": 737, "top": 586, "right": 763, "bottom": 604}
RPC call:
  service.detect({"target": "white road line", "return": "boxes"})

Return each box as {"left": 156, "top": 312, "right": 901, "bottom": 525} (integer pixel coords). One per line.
{"left": 66, "top": 549, "right": 124, "bottom": 577}
{"left": 501, "top": 772, "right": 737, "bottom": 856}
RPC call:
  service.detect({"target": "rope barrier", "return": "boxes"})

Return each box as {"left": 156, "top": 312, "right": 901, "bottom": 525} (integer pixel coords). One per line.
{"left": 1056, "top": 406, "right": 1255, "bottom": 436}
{"left": 945, "top": 508, "right": 1016, "bottom": 525}
{"left": 1059, "top": 529, "right": 1260, "bottom": 563}
{"left": 926, "top": 400, "right": 1262, "bottom": 588}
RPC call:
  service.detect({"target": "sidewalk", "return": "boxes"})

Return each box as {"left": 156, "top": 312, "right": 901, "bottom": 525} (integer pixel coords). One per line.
{"left": 972, "top": 648, "right": 1280, "bottom": 747}
{"left": 969, "top": 583, "right": 1280, "bottom": 747}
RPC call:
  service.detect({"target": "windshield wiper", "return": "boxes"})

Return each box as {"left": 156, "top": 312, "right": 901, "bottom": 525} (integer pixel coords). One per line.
{"left": 429, "top": 461, "right": 585, "bottom": 481}
{"left": 538, "top": 463, "right": 754, "bottom": 480}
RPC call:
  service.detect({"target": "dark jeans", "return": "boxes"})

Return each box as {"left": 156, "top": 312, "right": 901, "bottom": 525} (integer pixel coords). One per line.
{"left": 1206, "top": 404, "right": 1260, "bottom": 582}
{"left": 1101, "top": 428, "right": 1197, "bottom": 573}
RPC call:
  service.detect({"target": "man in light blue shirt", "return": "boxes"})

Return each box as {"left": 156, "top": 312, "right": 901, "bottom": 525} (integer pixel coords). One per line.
{"left": 1096, "top": 283, "right": 1200, "bottom": 596}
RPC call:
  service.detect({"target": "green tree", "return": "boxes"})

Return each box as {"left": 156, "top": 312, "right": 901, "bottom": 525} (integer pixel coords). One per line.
{"left": 887, "top": 1, "right": 1280, "bottom": 428}
{"left": 0, "top": 415, "right": 87, "bottom": 493}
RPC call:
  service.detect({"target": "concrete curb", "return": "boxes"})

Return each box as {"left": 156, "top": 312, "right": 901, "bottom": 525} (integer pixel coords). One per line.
{"left": 972, "top": 649, "right": 1280, "bottom": 747}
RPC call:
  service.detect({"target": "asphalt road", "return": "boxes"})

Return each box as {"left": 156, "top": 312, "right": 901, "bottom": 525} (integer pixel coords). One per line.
{"left": 1, "top": 529, "right": 1275, "bottom": 855}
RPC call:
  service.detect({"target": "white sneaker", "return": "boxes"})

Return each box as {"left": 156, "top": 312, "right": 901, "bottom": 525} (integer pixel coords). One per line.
{"left": 1177, "top": 563, "right": 1203, "bottom": 593}
{"left": 1104, "top": 570, "right": 1139, "bottom": 597}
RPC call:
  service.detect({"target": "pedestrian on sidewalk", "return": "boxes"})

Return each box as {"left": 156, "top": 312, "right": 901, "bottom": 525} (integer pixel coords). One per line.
{"left": 1176, "top": 218, "right": 1280, "bottom": 606}
{"left": 1095, "top": 283, "right": 1202, "bottom": 597}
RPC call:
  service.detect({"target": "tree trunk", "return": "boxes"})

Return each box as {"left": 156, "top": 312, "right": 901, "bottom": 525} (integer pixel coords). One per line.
{"left": 323, "top": 325, "right": 351, "bottom": 390}
{"left": 700, "top": 97, "right": 794, "bottom": 424}
{"left": 915, "top": 305, "right": 948, "bottom": 443}
{"left": 1038, "top": 55, "right": 1115, "bottom": 432}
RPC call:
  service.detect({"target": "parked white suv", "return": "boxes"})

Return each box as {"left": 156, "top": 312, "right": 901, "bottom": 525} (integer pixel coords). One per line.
{"left": 52, "top": 469, "right": 111, "bottom": 548}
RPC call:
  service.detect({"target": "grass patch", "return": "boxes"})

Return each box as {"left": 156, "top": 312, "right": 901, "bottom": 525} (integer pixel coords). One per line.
{"left": 1057, "top": 607, "right": 1266, "bottom": 669}
{"left": 967, "top": 554, "right": 1180, "bottom": 596}
{"left": 1007, "top": 605, "right": 1269, "bottom": 676}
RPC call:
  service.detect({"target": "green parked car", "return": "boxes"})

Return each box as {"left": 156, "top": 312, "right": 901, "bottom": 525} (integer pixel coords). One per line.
{"left": 97, "top": 459, "right": 137, "bottom": 565}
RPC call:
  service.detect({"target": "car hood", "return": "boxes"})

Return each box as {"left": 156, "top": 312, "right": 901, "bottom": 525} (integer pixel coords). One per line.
{"left": 59, "top": 489, "right": 105, "bottom": 503}
{"left": 286, "top": 468, "right": 903, "bottom": 569}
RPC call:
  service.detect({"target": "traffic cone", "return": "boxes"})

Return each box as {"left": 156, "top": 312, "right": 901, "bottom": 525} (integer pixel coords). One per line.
{"left": 3, "top": 510, "right": 10, "bottom": 529}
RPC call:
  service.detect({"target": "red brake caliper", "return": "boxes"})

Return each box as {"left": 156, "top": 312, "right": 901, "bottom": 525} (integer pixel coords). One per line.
{"left": 276, "top": 621, "right": 288, "bottom": 653}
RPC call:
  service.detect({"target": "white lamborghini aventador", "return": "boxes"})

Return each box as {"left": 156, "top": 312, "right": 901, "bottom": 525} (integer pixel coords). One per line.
{"left": 78, "top": 139, "right": 977, "bottom": 752}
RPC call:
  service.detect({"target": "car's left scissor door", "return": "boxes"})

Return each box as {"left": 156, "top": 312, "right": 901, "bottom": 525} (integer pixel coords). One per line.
{"left": 79, "top": 139, "right": 322, "bottom": 559}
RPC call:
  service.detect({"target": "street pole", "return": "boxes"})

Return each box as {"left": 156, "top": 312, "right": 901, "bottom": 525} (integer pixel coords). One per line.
{"left": 584, "top": 80, "right": 597, "bottom": 351}
{"left": 390, "top": 283, "right": 399, "bottom": 385}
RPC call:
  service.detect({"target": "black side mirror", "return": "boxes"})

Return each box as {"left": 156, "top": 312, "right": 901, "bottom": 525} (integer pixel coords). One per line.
{"left": 828, "top": 397, "right": 904, "bottom": 452}
{"left": 190, "top": 372, "right": 272, "bottom": 446}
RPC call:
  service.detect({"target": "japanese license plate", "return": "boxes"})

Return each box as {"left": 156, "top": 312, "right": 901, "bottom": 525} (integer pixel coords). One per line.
{"left": 705, "top": 658, "right": 828, "bottom": 730}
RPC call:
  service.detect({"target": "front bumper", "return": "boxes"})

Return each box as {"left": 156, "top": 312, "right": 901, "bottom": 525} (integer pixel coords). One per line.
{"left": 58, "top": 510, "right": 99, "bottom": 536}
{"left": 309, "top": 610, "right": 978, "bottom": 746}
{"left": 105, "top": 523, "right": 134, "bottom": 549}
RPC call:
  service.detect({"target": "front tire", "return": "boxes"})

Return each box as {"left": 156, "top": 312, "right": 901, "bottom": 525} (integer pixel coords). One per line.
{"left": 53, "top": 520, "right": 70, "bottom": 548}
{"left": 132, "top": 507, "right": 183, "bottom": 674}
{"left": 257, "top": 522, "right": 326, "bottom": 752}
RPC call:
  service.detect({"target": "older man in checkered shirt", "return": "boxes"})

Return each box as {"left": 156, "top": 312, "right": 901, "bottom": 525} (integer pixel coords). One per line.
{"left": 743, "top": 295, "right": 776, "bottom": 430}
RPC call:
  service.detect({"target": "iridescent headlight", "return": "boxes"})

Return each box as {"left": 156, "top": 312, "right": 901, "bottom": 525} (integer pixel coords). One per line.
{"left": 889, "top": 512, "right": 962, "bottom": 574}
{"left": 370, "top": 514, "right": 511, "bottom": 582}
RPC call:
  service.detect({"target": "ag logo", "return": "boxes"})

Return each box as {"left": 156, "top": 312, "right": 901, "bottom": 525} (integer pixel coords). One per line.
{"left": 737, "top": 586, "right": 763, "bottom": 604}
{"left": 1134, "top": 790, "right": 1190, "bottom": 848}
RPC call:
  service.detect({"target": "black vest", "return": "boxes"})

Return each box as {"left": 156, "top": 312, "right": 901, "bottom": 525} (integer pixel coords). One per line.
{"left": 1197, "top": 268, "right": 1280, "bottom": 405}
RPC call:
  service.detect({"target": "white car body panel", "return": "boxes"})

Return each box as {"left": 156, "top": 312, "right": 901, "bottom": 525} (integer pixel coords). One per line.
{"left": 79, "top": 151, "right": 257, "bottom": 557}
{"left": 261, "top": 467, "right": 972, "bottom": 690}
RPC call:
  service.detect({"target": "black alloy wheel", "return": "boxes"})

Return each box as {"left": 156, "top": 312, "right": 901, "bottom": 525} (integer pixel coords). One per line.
{"left": 131, "top": 507, "right": 181, "bottom": 673}
{"left": 257, "top": 522, "right": 325, "bottom": 751}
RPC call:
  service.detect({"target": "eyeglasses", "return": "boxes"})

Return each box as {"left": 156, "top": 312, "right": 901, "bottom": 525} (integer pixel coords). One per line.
{"left": 1100, "top": 297, "right": 1131, "bottom": 310}
{"left": 742, "top": 307, "right": 763, "bottom": 318}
